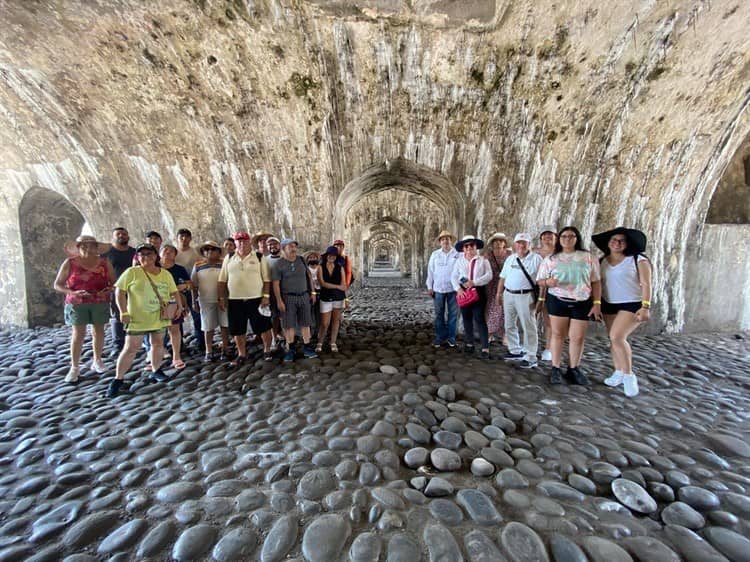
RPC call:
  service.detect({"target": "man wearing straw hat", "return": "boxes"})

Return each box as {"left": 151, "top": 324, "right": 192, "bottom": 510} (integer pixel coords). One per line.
{"left": 426, "top": 230, "right": 460, "bottom": 348}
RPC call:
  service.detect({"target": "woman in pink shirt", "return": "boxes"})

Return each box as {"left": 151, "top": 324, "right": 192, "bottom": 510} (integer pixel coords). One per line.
{"left": 54, "top": 235, "right": 115, "bottom": 383}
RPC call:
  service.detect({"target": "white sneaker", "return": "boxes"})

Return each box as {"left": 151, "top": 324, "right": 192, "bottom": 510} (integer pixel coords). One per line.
{"left": 91, "top": 359, "right": 107, "bottom": 374}
{"left": 604, "top": 370, "right": 624, "bottom": 387}
{"left": 541, "top": 349, "right": 552, "bottom": 361}
{"left": 65, "top": 367, "right": 80, "bottom": 383}
{"left": 623, "top": 374, "right": 639, "bottom": 397}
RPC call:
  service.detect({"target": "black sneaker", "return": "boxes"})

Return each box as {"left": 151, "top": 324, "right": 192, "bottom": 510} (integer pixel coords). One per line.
{"left": 504, "top": 351, "right": 524, "bottom": 361}
{"left": 550, "top": 367, "right": 563, "bottom": 385}
{"left": 520, "top": 359, "right": 538, "bottom": 369}
{"left": 480, "top": 350, "right": 490, "bottom": 360}
{"left": 218, "top": 353, "right": 228, "bottom": 362}
{"left": 150, "top": 369, "right": 168, "bottom": 383}
{"left": 263, "top": 352, "right": 274, "bottom": 362}
{"left": 107, "top": 379, "right": 125, "bottom": 398}
{"left": 108, "top": 348, "right": 122, "bottom": 359}
{"left": 566, "top": 366, "right": 590, "bottom": 385}
{"left": 202, "top": 354, "right": 213, "bottom": 364}
{"left": 447, "top": 341, "right": 456, "bottom": 348}
{"left": 463, "top": 344, "right": 475, "bottom": 354}
{"left": 433, "top": 340, "right": 443, "bottom": 348}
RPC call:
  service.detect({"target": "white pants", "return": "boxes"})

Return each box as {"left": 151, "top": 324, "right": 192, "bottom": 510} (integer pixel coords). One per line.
{"left": 503, "top": 291, "right": 538, "bottom": 362}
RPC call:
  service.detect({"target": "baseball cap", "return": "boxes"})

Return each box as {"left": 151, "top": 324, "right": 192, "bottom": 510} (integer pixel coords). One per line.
{"left": 514, "top": 233, "right": 532, "bottom": 243}
{"left": 280, "top": 238, "right": 298, "bottom": 247}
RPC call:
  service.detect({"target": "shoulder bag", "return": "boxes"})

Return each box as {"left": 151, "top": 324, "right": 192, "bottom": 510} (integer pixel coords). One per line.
{"left": 456, "top": 259, "right": 480, "bottom": 308}
{"left": 143, "top": 268, "right": 178, "bottom": 320}
{"left": 516, "top": 256, "right": 539, "bottom": 301}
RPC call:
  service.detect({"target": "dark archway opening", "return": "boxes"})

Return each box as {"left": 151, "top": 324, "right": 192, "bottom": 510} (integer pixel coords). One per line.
{"left": 706, "top": 136, "right": 750, "bottom": 224}
{"left": 19, "top": 187, "right": 85, "bottom": 327}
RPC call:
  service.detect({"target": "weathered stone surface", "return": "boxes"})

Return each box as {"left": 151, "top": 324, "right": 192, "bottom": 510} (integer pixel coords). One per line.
{"left": 500, "top": 522, "right": 549, "bottom": 562}
{"left": 423, "top": 523, "right": 462, "bottom": 562}
{"left": 212, "top": 527, "right": 258, "bottom": 562}
{"left": 172, "top": 524, "right": 216, "bottom": 561}
{"left": 261, "top": 515, "right": 298, "bottom": 562}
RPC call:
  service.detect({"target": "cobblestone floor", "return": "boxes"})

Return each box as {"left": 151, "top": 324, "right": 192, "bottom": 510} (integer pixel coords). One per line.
{"left": 0, "top": 279, "right": 748, "bottom": 561}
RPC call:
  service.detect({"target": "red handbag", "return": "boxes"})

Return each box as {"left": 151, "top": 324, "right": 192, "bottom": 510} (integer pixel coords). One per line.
{"left": 456, "top": 259, "right": 479, "bottom": 308}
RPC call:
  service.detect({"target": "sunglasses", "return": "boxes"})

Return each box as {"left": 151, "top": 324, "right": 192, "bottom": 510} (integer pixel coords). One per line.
{"left": 463, "top": 243, "right": 476, "bottom": 248}
{"left": 308, "top": 260, "right": 319, "bottom": 265}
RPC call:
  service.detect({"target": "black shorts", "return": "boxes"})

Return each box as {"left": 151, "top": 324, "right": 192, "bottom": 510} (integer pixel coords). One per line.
{"left": 602, "top": 299, "right": 641, "bottom": 315}
{"left": 546, "top": 294, "right": 592, "bottom": 320}
{"left": 227, "top": 298, "right": 272, "bottom": 336}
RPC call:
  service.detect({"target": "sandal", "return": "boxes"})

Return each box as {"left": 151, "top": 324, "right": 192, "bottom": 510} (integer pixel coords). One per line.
{"left": 330, "top": 343, "right": 338, "bottom": 353}
{"left": 172, "top": 358, "right": 186, "bottom": 370}
{"left": 315, "top": 343, "right": 323, "bottom": 353}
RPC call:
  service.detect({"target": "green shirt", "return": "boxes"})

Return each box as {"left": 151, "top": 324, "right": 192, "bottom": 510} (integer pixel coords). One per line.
{"left": 115, "top": 266, "right": 177, "bottom": 332}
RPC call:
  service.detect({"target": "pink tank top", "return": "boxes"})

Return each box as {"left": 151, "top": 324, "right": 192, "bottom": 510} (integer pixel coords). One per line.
{"left": 65, "top": 258, "right": 110, "bottom": 305}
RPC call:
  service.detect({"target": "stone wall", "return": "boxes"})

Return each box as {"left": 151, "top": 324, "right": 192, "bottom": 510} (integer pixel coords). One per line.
{"left": 1, "top": 1, "right": 749, "bottom": 329}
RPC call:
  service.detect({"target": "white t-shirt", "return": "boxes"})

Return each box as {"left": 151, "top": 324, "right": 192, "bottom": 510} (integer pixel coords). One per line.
{"left": 601, "top": 255, "right": 647, "bottom": 303}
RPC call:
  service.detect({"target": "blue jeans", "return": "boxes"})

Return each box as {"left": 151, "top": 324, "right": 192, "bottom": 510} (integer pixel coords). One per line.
{"left": 433, "top": 291, "right": 457, "bottom": 343}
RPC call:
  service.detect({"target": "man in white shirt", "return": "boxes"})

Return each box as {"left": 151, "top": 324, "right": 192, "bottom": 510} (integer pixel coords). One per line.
{"left": 175, "top": 228, "right": 204, "bottom": 354}
{"left": 497, "top": 233, "right": 543, "bottom": 368}
{"left": 426, "top": 230, "right": 460, "bottom": 347}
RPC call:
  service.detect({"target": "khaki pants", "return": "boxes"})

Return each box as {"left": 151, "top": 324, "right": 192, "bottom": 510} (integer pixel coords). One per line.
{"left": 503, "top": 291, "right": 538, "bottom": 362}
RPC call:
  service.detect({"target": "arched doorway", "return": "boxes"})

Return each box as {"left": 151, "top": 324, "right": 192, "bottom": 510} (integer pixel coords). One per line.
{"left": 335, "top": 159, "right": 470, "bottom": 287}
{"left": 685, "top": 134, "right": 750, "bottom": 331}
{"left": 19, "top": 187, "right": 86, "bottom": 326}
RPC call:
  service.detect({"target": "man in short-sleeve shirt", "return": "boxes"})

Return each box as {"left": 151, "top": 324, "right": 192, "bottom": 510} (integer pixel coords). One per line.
{"left": 217, "top": 232, "right": 273, "bottom": 365}
{"left": 272, "top": 239, "right": 318, "bottom": 362}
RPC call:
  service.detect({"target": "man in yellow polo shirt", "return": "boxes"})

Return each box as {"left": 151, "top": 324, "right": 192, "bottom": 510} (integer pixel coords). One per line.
{"left": 217, "top": 232, "right": 273, "bottom": 365}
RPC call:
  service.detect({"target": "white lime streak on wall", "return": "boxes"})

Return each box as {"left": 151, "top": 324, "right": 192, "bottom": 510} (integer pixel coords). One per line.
{"left": 128, "top": 155, "right": 175, "bottom": 240}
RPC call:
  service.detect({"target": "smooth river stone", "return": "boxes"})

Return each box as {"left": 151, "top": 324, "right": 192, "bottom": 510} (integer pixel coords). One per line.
{"left": 434, "top": 431, "right": 463, "bottom": 450}
{"left": 301, "top": 514, "right": 351, "bottom": 562}
{"left": 464, "top": 529, "right": 506, "bottom": 562}
{"left": 372, "top": 487, "right": 406, "bottom": 510}
{"left": 661, "top": 501, "right": 706, "bottom": 529}
{"left": 405, "top": 423, "right": 432, "bottom": 445}
{"left": 707, "top": 433, "right": 750, "bottom": 458}
{"left": 297, "top": 469, "right": 335, "bottom": 500}
{"left": 663, "top": 525, "right": 730, "bottom": 562}
{"left": 677, "top": 486, "right": 721, "bottom": 510}
{"left": 96, "top": 436, "right": 128, "bottom": 450}
{"left": 155, "top": 482, "right": 203, "bottom": 502}
{"left": 431, "top": 448, "right": 462, "bottom": 471}
{"left": 481, "top": 447, "right": 514, "bottom": 468}
{"left": 172, "top": 524, "right": 216, "bottom": 561}
{"left": 212, "top": 527, "right": 258, "bottom": 562}
{"left": 348, "top": 531, "right": 382, "bottom": 562}
{"left": 61, "top": 510, "right": 120, "bottom": 548}
{"left": 30, "top": 500, "right": 83, "bottom": 542}
{"left": 496, "top": 469, "right": 529, "bottom": 489}
{"left": 424, "top": 477, "right": 454, "bottom": 497}
{"left": 611, "top": 478, "right": 657, "bottom": 514}
{"left": 550, "top": 534, "right": 587, "bottom": 562}
{"left": 500, "top": 522, "right": 549, "bottom": 562}
{"left": 404, "top": 447, "right": 429, "bottom": 468}
{"left": 703, "top": 526, "right": 750, "bottom": 562}
{"left": 429, "top": 499, "right": 464, "bottom": 526}
{"left": 568, "top": 473, "right": 597, "bottom": 495}
{"left": 471, "top": 458, "right": 495, "bottom": 477}
{"left": 136, "top": 520, "right": 175, "bottom": 557}
{"left": 456, "top": 489, "right": 502, "bottom": 525}
{"left": 464, "top": 430, "right": 490, "bottom": 450}
{"left": 260, "top": 514, "right": 298, "bottom": 562}
{"left": 423, "top": 523, "right": 463, "bottom": 562}
{"left": 620, "top": 536, "right": 681, "bottom": 562}
{"left": 387, "top": 533, "right": 421, "bottom": 562}
{"left": 582, "top": 537, "right": 633, "bottom": 562}
{"left": 97, "top": 518, "right": 148, "bottom": 554}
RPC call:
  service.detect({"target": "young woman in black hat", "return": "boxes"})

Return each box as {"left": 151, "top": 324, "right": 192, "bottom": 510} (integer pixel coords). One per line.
{"left": 592, "top": 227, "right": 652, "bottom": 398}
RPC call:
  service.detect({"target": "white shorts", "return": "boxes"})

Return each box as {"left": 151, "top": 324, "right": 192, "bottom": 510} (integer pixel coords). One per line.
{"left": 320, "top": 300, "right": 344, "bottom": 314}
{"left": 200, "top": 301, "right": 228, "bottom": 331}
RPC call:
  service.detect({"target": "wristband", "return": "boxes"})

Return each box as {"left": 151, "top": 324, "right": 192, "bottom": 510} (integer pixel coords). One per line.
{"left": 311, "top": 291, "right": 318, "bottom": 295}
{"left": 537, "top": 298, "right": 545, "bottom": 302}
{"left": 593, "top": 300, "right": 601, "bottom": 305}
{"left": 262, "top": 293, "right": 270, "bottom": 298}
{"left": 642, "top": 300, "right": 651, "bottom": 306}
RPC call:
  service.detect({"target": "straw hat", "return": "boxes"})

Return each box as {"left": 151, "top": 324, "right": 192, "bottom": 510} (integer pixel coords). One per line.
{"left": 436, "top": 230, "right": 456, "bottom": 242}
{"left": 199, "top": 240, "right": 222, "bottom": 253}
{"left": 64, "top": 235, "right": 111, "bottom": 258}
{"left": 252, "top": 231, "right": 273, "bottom": 245}
{"left": 486, "top": 232, "right": 508, "bottom": 246}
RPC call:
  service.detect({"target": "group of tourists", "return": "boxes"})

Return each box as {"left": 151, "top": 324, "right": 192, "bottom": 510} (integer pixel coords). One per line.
{"left": 54, "top": 228, "right": 353, "bottom": 398}
{"left": 426, "top": 226, "right": 652, "bottom": 397}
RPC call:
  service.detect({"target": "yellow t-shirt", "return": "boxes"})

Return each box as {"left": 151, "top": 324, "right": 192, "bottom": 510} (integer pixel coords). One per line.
{"left": 115, "top": 266, "right": 177, "bottom": 332}
{"left": 217, "top": 252, "right": 270, "bottom": 299}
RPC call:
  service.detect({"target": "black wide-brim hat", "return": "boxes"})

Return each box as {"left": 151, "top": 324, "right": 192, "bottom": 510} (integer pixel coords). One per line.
{"left": 592, "top": 227, "right": 647, "bottom": 255}
{"left": 455, "top": 235, "right": 485, "bottom": 252}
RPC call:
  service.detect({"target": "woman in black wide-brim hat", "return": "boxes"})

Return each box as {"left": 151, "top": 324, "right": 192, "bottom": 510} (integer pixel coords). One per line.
{"left": 591, "top": 227, "right": 652, "bottom": 398}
